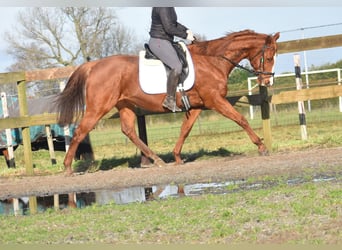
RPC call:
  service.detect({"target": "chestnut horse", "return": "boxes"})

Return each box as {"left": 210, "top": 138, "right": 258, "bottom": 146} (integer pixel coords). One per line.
{"left": 57, "top": 30, "right": 280, "bottom": 175}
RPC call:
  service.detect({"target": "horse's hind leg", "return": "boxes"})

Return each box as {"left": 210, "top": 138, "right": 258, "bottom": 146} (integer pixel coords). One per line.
{"left": 63, "top": 112, "right": 104, "bottom": 175}
{"left": 119, "top": 108, "right": 166, "bottom": 167}
{"left": 173, "top": 109, "right": 202, "bottom": 164}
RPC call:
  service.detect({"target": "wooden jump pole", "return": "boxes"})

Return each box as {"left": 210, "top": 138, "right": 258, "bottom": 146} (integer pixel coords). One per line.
{"left": 294, "top": 54, "right": 308, "bottom": 140}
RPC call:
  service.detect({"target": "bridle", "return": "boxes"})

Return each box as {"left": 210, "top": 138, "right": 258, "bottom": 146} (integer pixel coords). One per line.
{"left": 220, "top": 40, "right": 276, "bottom": 78}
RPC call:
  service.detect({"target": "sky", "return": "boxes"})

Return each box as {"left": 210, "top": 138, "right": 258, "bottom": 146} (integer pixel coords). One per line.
{"left": 0, "top": 2, "right": 342, "bottom": 74}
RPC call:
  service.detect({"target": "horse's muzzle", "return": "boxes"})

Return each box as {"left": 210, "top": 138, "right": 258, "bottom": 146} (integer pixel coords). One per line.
{"left": 258, "top": 75, "right": 274, "bottom": 86}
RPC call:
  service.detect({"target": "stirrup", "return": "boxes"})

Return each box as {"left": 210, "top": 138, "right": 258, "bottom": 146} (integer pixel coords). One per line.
{"left": 179, "top": 84, "right": 191, "bottom": 111}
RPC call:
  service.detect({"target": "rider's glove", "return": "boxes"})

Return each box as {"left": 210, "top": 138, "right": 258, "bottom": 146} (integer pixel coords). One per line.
{"left": 186, "top": 30, "right": 195, "bottom": 41}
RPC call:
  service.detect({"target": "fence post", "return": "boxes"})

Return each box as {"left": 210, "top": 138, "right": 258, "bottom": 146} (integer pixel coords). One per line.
{"left": 13, "top": 198, "right": 20, "bottom": 216}
{"left": 54, "top": 194, "right": 59, "bottom": 211}
{"left": 137, "top": 115, "right": 151, "bottom": 166}
{"left": 1, "top": 92, "right": 15, "bottom": 167}
{"left": 294, "top": 54, "right": 308, "bottom": 140}
{"left": 259, "top": 86, "right": 272, "bottom": 152}
{"left": 17, "top": 78, "right": 37, "bottom": 214}
{"left": 45, "top": 125, "right": 57, "bottom": 165}
{"left": 17, "top": 79, "right": 34, "bottom": 174}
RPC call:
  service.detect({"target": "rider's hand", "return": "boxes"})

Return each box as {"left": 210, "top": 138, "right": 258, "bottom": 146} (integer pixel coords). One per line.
{"left": 186, "top": 30, "right": 195, "bottom": 41}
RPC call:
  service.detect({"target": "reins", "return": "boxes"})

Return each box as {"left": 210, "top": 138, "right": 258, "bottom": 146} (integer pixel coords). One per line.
{"left": 220, "top": 42, "right": 275, "bottom": 77}
{"left": 220, "top": 55, "right": 275, "bottom": 77}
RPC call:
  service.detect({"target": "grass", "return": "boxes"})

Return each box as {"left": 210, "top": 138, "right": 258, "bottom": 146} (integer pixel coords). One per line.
{"left": 0, "top": 181, "right": 340, "bottom": 244}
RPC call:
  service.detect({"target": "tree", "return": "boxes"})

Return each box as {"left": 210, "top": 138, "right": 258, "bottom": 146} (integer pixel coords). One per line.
{"left": 228, "top": 63, "right": 254, "bottom": 84}
{"left": 4, "top": 7, "right": 141, "bottom": 72}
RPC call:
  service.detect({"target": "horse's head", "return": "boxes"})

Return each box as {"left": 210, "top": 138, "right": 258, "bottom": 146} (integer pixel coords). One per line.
{"left": 248, "top": 32, "right": 280, "bottom": 86}
{"left": 189, "top": 30, "right": 280, "bottom": 86}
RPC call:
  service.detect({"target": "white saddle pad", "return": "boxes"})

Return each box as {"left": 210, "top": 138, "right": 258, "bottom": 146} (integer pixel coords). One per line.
{"left": 139, "top": 42, "right": 195, "bottom": 94}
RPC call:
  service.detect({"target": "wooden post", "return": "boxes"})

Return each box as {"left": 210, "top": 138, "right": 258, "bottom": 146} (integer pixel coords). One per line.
{"left": 13, "top": 198, "right": 20, "bottom": 216}
{"left": 17, "top": 79, "right": 37, "bottom": 214}
{"left": 294, "top": 54, "right": 308, "bottom": 140}
{"left": 1, "top": 92, "right": 15, "bottom": 167}
{"left": 54, "top": 194, "right": 59, "bottom": 211}
{"left": 137, "top": 115, "right": 151, "bottom": 166}
{"left": 17, "top": 80, "right": 33, "bottom": 174}
{"left": 45, "top": 125, "right": 57, "bottom": 165}
{"left": 259, "top": 86, "right": 272, "bottom": 152}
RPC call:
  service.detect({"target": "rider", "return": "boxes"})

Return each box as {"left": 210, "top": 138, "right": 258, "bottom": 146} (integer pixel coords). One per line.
{"left": 148, "top": 7, "right": 195, "bottom": 112}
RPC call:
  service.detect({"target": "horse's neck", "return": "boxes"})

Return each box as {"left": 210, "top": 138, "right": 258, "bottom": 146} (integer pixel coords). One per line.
{"left": 190, "top": 34, "right": 264, "bottom": 63}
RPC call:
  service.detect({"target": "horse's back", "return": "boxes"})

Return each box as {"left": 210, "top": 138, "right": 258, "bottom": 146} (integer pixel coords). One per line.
{"left": 96, "top": 54, "right": 138, "bottom": 69}
{"left": 81, "top": 54, "right": 139, "bottom": 99}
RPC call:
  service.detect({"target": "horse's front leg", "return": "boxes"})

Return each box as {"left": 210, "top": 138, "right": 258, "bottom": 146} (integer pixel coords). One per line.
{"left": 206, "top": 97, "right": 268, "bottom": 155}
{"left": 173, "top": 109, "right": 202, "bottom": 164}
{"left": 119, "top": 108, "right": 166, "bottom": 167}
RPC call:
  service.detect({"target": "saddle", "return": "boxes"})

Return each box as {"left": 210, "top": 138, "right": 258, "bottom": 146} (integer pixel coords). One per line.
{"left": 138, "top": 41, "right": 195, "bottom": 107}
{"left": 144, "top": 42, "right": 189, "bottom": 84}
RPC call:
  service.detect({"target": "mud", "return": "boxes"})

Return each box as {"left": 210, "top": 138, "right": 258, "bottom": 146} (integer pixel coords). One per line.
{"left": 0, "top": 147, "right": 341, "bottom": 200}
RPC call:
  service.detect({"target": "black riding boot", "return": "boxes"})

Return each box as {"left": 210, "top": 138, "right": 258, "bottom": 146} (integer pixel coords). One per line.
{"left": 163, "top": 69, "right": 182, "bottom": 112}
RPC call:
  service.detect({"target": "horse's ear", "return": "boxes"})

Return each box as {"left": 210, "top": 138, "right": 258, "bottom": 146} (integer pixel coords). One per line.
{"left": 273, "top": 32, "right": 280, "bottom": 41}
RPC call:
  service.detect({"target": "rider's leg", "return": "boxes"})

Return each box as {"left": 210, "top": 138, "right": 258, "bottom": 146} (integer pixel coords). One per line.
{"left": 149, "top": 38, "right": 183, "bottom": 112}
{"left": 163, "top": 69, "right": 182, "bottom": 112}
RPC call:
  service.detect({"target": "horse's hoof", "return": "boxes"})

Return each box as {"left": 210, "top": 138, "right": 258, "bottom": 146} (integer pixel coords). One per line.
{"left": 175, "top": 159, "right": 185, "bottom": 165}
{"left": 174, "top": 155, "right": 184, "bottom": 165}
{"left": 258, "top": 150, "right": 269, "bottom": 156}
{"left": 154, "top": 159, "right": 166, "bottom": 167}
{"left": 64, "top": 168, "right": 74, "bottom": 177}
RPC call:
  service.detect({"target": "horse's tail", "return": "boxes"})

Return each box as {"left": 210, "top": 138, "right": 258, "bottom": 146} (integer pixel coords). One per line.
{"left": 56, "top": 64, "right": 91, "bottom": 126}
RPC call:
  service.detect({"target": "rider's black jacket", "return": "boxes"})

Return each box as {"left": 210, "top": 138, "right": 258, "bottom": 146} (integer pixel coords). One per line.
{"left": 149, "top": 7, "right": 188, "bottom": 42}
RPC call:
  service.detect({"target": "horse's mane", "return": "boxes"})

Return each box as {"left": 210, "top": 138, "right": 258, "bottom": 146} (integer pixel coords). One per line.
{"left": 191, "top": 29, "right": 260, "bottom": 54}
{"left": 224, "top": 29, "right": 257, "bottom": 39}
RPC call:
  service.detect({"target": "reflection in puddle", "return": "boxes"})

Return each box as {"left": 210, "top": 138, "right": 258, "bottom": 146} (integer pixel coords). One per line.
{"left": 0, "top": 175, "right": 338, "bottom": 215}
{"left": 96, "top": 187, "right": 146, "bottom": 205}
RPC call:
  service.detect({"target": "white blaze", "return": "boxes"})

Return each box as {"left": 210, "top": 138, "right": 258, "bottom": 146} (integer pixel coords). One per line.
{"left": 269, "top": 55, "right": 277, "bottom": 86}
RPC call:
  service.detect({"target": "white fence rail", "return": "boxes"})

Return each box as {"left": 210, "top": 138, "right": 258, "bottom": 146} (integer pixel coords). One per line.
{"left": 247, "top": 68, "right": 342, "bottom": 119}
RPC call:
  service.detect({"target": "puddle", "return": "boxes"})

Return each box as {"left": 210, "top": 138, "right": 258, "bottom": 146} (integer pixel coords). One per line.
{"left": 0, "top": 174, "right": 339, "bottom": 215}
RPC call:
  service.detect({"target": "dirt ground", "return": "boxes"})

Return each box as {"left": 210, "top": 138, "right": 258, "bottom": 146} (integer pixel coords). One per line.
{"left": 0, "top": 147, "right": 341, "bottom": 200}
